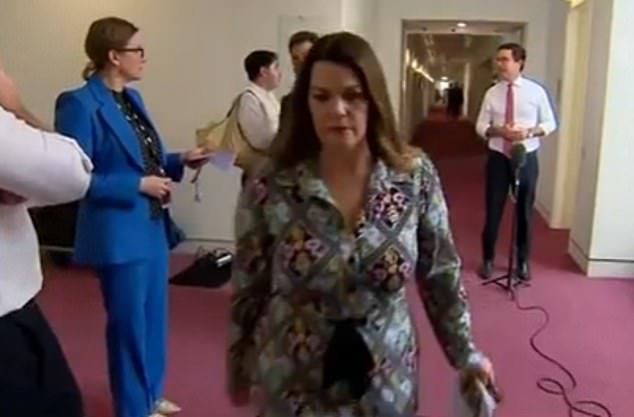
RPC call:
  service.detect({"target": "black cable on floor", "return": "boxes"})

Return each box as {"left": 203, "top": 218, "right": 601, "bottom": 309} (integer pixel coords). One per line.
{"left": 514, "top": 289, "right": 613, "bottom": 417}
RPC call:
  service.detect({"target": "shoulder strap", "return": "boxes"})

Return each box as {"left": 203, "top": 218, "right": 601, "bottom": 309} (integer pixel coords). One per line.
{"left": 226, "top": 91, "right": 247, "bottom": 117}
{"left": 232, "top": 90, "right": 272, "bottom": 151}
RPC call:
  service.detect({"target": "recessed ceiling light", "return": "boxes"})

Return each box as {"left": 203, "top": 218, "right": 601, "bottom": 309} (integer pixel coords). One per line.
{"left": 457, "top": 22, "right": 467, "bottom": 28}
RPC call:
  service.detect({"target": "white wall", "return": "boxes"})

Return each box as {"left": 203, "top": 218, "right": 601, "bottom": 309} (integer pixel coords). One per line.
{"left": 464, "top": 35, "right": 502, "bottom": 121}
{"left": 569, "top": 0, "right": 634, "bottom": 277}
{"left": 549, "top": 0, "right": 592, "bottom": 230}
{"left": 569, "top": 0, "right": 612, "bottom": 263}
{"left": 535, "top": 0, "right": 568, "bottom": 224}
{"left": 0, "top": 0, "right": 571, "bottom": 246}
{"left": 592, "top": 0, "right": 634, "bottom": 259}
{"left": 0, "top": 0, "right": 344, "bottom": 246}
{"left": 341, "top": 0, "right": 378, "bottom": 43}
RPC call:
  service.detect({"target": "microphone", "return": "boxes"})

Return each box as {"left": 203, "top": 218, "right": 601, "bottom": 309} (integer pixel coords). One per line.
{"left": 510, "top": 143, "right": 527, "bottom": 172}
{"left": 509, "top": 143, "right": 526, "bottom": 197}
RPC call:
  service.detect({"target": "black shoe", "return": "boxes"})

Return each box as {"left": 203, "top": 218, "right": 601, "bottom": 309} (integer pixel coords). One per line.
{"left": 516, "top": 261, "right": 530, "bottom": 281}
{"left": 478, "top": 260, "right": 493, "bottom": 280}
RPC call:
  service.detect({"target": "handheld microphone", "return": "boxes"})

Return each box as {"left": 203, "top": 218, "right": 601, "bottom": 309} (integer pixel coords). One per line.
{"left": 510, "top": 143, "right": 527, "bottom": 172}
{"left": 509, "top": 143, "right": 526, "bottom": 196}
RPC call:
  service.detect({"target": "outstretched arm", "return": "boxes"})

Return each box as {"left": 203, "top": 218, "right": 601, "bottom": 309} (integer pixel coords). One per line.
{"left": 414, "top": 156, "right": 477, "bottom": 369}
{"left": 228, "top": 177, "right": 273, "bottom": 399}
{"left": 0, "top": 64, "right": 91, "bottom": 206}
{"left": 0, "top": 106, "right": 92, "bottom": 206}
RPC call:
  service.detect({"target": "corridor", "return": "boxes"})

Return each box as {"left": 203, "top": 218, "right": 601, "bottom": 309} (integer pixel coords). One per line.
{"left": 39, "top": 153, "right": 632, "bottom": 417}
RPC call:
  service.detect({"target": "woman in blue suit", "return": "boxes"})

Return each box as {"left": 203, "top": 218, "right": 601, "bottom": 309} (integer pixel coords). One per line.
{"left": 55, "top": 17, "right": 208, "bottom": 417}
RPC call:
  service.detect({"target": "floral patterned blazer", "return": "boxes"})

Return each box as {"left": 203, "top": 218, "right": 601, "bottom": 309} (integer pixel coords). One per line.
{"left": 229, "top": 154, "right": 477, "bottom": 416}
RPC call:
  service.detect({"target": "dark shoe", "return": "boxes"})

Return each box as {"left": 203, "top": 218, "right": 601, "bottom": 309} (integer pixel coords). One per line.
{"left": 478, "top": 260, "right": 493, "bottom": 280}
{"left": 516, "top": 261, "right": 530, "bottom": 281}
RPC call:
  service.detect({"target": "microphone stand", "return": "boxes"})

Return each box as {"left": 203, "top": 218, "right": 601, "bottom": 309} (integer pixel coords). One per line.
{"left": 481, "top": 162, "right": 530, "bottom": 299}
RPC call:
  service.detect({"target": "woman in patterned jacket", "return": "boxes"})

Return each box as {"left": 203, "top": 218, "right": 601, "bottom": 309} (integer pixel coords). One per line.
{"left": 228, "top": 31, "right": 495, "bottom": 417}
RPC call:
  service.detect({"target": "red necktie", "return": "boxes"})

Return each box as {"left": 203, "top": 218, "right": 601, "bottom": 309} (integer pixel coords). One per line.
{"left": 503, "top": 83, "right": 514, "bottom": 156}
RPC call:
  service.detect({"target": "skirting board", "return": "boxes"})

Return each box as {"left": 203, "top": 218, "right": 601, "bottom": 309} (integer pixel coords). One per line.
{"left": 534, "top": 200, "right": 552, "bottom": 227}
{"left": 569, "top": 240, "right": 634, "bottom": 278}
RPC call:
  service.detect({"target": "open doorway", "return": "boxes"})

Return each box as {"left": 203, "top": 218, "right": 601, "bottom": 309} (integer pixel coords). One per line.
{"left": 400, "top": 20, "right": 525, "bottom": 158}
{"left": 556, "top": 1, "right": 592, "bottom": 230}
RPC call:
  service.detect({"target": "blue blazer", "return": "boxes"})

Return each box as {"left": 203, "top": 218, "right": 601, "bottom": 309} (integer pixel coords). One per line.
{"left": 55, "top": 75, "right": 184, "bottom": 266}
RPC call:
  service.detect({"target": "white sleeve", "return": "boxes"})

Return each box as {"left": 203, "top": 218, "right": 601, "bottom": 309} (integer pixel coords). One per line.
{"left": 237, "top": 92, "right": 277, "bottom": 150}
{"left": 0, "top": 106, "right": 92, "bottom": 206}
{"left": 475, "top": 89, "right": 493, "bottom": 139}
{"left": 537, "top": 88, "right": 557, "bottom": 136}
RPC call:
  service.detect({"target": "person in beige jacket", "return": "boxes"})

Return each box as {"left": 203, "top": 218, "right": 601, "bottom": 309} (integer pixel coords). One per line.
{"left": 236, "top": 50, "right": 281, "bottom": 181}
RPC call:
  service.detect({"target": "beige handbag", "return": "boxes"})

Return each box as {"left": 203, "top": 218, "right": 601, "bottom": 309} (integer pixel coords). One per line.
{"left": 195, "top": 92, "right": 268, "bottom": 171}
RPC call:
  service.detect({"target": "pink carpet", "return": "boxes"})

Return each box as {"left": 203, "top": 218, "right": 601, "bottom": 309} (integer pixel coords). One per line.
{"left": 38, "top": 155, "right": 633, "bottom": 417}
{"left": 411, "top": 116, "right": 487, "bottom": 160}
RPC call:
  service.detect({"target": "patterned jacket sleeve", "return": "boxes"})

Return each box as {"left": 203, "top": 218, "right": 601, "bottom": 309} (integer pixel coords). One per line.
{"left": 414, "top": 155, "right": 477, "bottom": 369}
{"left": 228, "top": 177, "right": 273, "bottom": 391}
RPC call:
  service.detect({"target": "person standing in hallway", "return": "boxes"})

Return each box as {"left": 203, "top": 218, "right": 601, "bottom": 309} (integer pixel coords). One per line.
{"left": 279, "top": 31, "right": 319, "bottom": 122}
{"left": 446, "top": 82, "right": 464, "bottom": 119}
{"left": 237, "top": 50, "right": 282, "bottom": 180}
{"left": 54, "top": 17, "right": 209, "bottom": 417}
{"left": 270, "top": 31, "right": 318, "bottom": 158}
{"left": 0, "top": 58, "right": 90, "bottom": 417}
{"left": 270, "top": 31, "right": 319, "bottom": 157}
{"left": 475, "top": 43, "right": 557, "bottom": 281}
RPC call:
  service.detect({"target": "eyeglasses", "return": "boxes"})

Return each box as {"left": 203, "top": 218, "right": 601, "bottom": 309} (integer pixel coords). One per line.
{"left": 117, "top": 47, "right": 145, "bottom": 58}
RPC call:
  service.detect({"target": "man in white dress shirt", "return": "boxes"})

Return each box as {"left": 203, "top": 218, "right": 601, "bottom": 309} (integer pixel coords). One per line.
{"left": 475, "top": 43, "right": 557, "bottom": 281}
{"left": 0, "top": 61, "right": 92, "bottom": 416}
{"left": 237, "top": 49, "right": 281, "bottom": 180}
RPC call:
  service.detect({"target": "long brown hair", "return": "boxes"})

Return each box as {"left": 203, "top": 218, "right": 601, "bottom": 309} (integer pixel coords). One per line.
{"left": 82, "top": 17, "right": 138, "bottom": 80}
{"left": 272, "top": 31, "right": 418, "bottom": 171}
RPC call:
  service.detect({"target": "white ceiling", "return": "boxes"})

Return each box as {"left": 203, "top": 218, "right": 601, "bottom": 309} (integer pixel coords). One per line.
{"left": 406, "top": 33, "right": 502, "bottom": 81}
{"left": 408, "top": 34, "right": 500, "bottom": 64}
{"left": 403, "top": 20, "right": 525, "bottom": 81}
{"left": 403, "top": 20, "right": 525, "bottom": 36}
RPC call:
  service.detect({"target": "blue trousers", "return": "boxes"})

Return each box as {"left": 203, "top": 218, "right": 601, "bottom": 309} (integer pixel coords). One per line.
{"left": 97, "top": 248, "right": 168, "bottom": 417}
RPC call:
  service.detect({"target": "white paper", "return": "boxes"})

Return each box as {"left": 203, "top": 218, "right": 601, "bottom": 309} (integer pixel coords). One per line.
{"left": 451, "top": 376, "right": 496, "bottom": 417}
{"left": 208, "top": 150, "right": 235, "bottom": 171}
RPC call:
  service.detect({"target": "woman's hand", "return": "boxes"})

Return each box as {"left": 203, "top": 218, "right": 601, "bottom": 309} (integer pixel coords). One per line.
{"left": 139, "top": 175, "right": 171, "bottom": 200}
{"left": 181, "top": 147, "right": 212, "bottom": 170}
{"left": 459, "top": 355, "right": 500, "bottom": 403}
{"left": 0, "top": 59, "right": 22, "bottom": 113}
